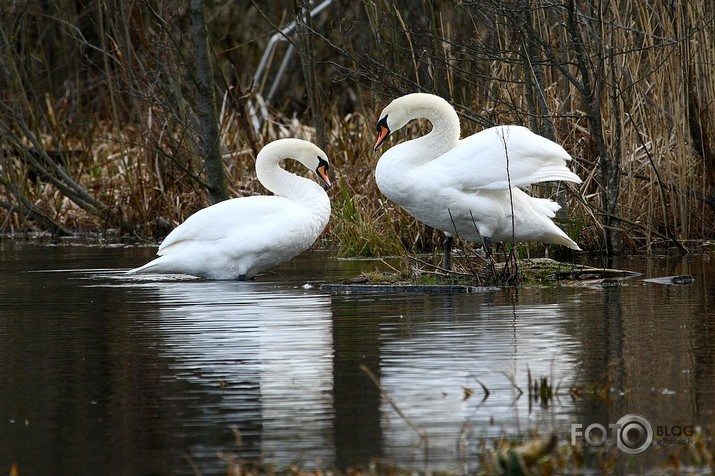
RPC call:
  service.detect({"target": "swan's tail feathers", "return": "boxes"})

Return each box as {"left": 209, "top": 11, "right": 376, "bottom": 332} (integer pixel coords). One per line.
{"left": 531, "top": 164, "right": 583, "bottom": 185}
{"left": 127, "top": 257, "right": 165, "bottom": 274}
{"left": 546, "top": 169, "right": 581, "bottom": 184}
{"left": 553, "top": 232, "right": 582, "bottom": 251}
{"left": 528, "top": 197, "right": 582, "bottom": 251}
{"left": 529, "top": 197, "right": 561, "bottom": 218}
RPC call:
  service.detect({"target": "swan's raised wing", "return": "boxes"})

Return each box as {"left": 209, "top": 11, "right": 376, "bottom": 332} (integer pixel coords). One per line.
{"left": 424, "top": 125, "right": 581, "bottom": 191}
{"left": 157, "top": 196, "right": 314, "bottom": 256}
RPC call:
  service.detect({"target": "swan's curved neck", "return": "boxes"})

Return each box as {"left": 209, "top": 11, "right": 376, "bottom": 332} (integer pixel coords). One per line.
{"left": 391, "top": 95, "right": 461, "bottom": 167}
{"left": 255, "top": 152, "right": 323, "bottom": 203}
{"left": 412, "top": 98, "right": 461, "bottom": 151}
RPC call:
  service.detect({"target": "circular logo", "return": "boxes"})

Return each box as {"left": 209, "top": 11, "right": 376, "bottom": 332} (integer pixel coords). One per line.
{"left": 615, "top": 414, "right": 653, "bottom": 454}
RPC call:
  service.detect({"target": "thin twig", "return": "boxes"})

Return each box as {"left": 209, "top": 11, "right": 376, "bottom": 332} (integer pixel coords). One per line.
{"left": 408, "top": 254, "right": 473, "bottom": 277}
{"left": 360, "top": 364, "right": 429, "bottom": 446}
{"left": 497, "top": 127, "right": 520, "bottom": 284}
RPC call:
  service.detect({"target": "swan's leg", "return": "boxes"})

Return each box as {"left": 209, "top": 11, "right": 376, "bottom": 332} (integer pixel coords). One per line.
{"left": 442, "top": 233, "right": 453, "bottom": 270}
{"left": 483, "top": 236, "right": 493, "bottom": 259}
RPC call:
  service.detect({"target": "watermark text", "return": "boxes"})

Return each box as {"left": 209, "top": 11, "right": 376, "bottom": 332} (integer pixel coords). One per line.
{"left": 571, "top": 414, "right": 695, "bottom": 455}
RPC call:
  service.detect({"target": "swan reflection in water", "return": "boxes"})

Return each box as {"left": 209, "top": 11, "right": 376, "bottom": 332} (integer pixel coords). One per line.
{"left": 145, "top": 280, "right": 335, "bottom": 467}
{"left": 375, "top": 299, "right": 579, "bottom": 469}
{"left": 128, "top": 274, "right": 578, "bottom": 471}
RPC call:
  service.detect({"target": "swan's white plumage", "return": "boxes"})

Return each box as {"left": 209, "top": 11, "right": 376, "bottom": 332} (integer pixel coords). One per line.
{"left": 374, "top": 93, "right": 582, "bottom": 251}
{"left": 425, "top": 126, "right": 581, "bottom": 190}
{"left": 129, "top": 138, "right": 331, "bottom": 280}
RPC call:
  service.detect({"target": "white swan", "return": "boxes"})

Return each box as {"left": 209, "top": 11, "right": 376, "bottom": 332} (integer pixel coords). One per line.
{"left": 374, "top": 93, "right": 582, "bottom": 268}
{"left": 129, "top": 138, "right": 332, "bottom": 280}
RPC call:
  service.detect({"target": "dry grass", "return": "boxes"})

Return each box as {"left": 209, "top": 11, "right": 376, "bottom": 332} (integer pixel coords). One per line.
{"left": 1, "top": 1, "right": 714, "bottom": 257}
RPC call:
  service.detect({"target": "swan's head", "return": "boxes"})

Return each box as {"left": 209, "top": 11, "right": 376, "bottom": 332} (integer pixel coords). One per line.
{"left": 292, "top": 140, "right": 332, "bottom": 190}
{"left": 374, "top": 93, "right": 454, "bottom": 151}
{"left": 374, "top": 98, "right": 412, "bottom": 152}
{"left": 259, "top": 138, "right": 332, "bottom": 190}
{"left": 314, "top": 156, "right": 332, "bottom": 190}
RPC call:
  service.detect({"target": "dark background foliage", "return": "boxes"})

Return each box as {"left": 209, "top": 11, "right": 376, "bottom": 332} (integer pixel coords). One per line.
{"left": 1, "top": 0, "right": 714, "bottom": 254}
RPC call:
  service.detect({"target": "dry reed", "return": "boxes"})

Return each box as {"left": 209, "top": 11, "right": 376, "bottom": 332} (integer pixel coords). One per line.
{"left": 1, "top": 1, "right": 713, "bottom": 256}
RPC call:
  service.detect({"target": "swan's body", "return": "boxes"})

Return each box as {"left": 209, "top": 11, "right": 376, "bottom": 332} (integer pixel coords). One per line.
{"left": 129, "top": 138, "right": 332, "bottom": 280}
{"left": 374, "top": 93, "right": 582, "bottom": 264}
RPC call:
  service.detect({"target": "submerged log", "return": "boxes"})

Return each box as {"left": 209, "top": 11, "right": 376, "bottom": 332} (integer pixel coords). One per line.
{"left": 320, "top": 283, "right": 500, "bottom": 294}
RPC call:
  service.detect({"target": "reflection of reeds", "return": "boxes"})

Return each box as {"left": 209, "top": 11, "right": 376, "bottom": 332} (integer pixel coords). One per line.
{"left": 360, "top": 364, "right": 429, "bottom": 448}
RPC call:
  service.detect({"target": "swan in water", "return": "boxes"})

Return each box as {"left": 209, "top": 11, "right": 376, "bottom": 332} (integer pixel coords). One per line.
{"left": 374, "top": 93, "right": 582, "bottom": 268}
{"left": 130, "top": 138, "right": 332, "bottom": 280}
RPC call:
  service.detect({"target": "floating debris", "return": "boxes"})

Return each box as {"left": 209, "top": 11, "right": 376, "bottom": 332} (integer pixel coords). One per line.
{"left": 321, "top": 257, "right": 644, "bottom": 292}
{"left": 643, "top": 275, "right": 695, "bottom": 285}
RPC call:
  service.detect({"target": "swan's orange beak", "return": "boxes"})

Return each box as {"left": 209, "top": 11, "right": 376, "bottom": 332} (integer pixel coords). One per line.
{"left": 374, "top": 116, "right": 390, "bottom": 152}
{"left": 316, "top": 161, "right": 332, "bottom": 189}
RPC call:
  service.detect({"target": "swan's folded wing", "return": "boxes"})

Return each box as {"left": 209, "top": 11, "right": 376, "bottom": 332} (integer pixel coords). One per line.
{"left": 157, "top": 196, "right": 305, "bottom": 255}
{"left": 425, "top": 125, "right": 581, "bottom": 191}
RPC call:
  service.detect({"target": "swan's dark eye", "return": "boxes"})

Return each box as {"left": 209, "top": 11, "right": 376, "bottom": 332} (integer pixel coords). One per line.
{"left": 315, "top": 156, "right": 332, "bottom": 189}
{"left": 374, "top": 115, "right": 392, "bottom": 151}
{"left": 317, "top": 157, "right": 329, "bottom": 171}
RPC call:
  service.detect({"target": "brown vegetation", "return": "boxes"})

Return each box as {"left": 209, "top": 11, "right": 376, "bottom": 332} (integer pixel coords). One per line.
{"left": 1, "top": 1, "right": 714, "bottom": 256}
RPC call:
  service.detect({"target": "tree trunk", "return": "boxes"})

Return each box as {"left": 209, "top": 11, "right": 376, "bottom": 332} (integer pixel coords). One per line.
{"left": 190, "top": 0, "right": 229, "bottom": 204}
{"left": 567, "top": 0, "right": 622, "bottom": 254}
{"left": 293, "top": 0, "right": 327, "bottom": 151}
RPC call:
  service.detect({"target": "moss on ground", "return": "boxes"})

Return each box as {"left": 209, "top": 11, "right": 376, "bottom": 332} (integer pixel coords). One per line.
{"left": 342, "top": 257, "right": 640, "bottom": 288}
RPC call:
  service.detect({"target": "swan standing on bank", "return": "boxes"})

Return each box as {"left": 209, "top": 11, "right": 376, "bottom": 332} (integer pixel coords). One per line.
{"left": 130, "top": 138, "right": 332, "bottom": 280}
{"left": 374, "top": 93, "right": 582, "bottom": 268}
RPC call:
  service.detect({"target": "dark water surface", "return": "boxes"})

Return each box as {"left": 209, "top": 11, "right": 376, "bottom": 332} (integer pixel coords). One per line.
{"left": 1, "top": 243, "right": 713, "bottom": 475}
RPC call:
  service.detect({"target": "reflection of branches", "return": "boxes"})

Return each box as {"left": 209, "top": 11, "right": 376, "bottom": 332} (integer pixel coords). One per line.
{"left": 360, "top": 364, "right": 429, "bottom": 447}
{"left": 500, "top": 370, "right": 525, "bottom": 402}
